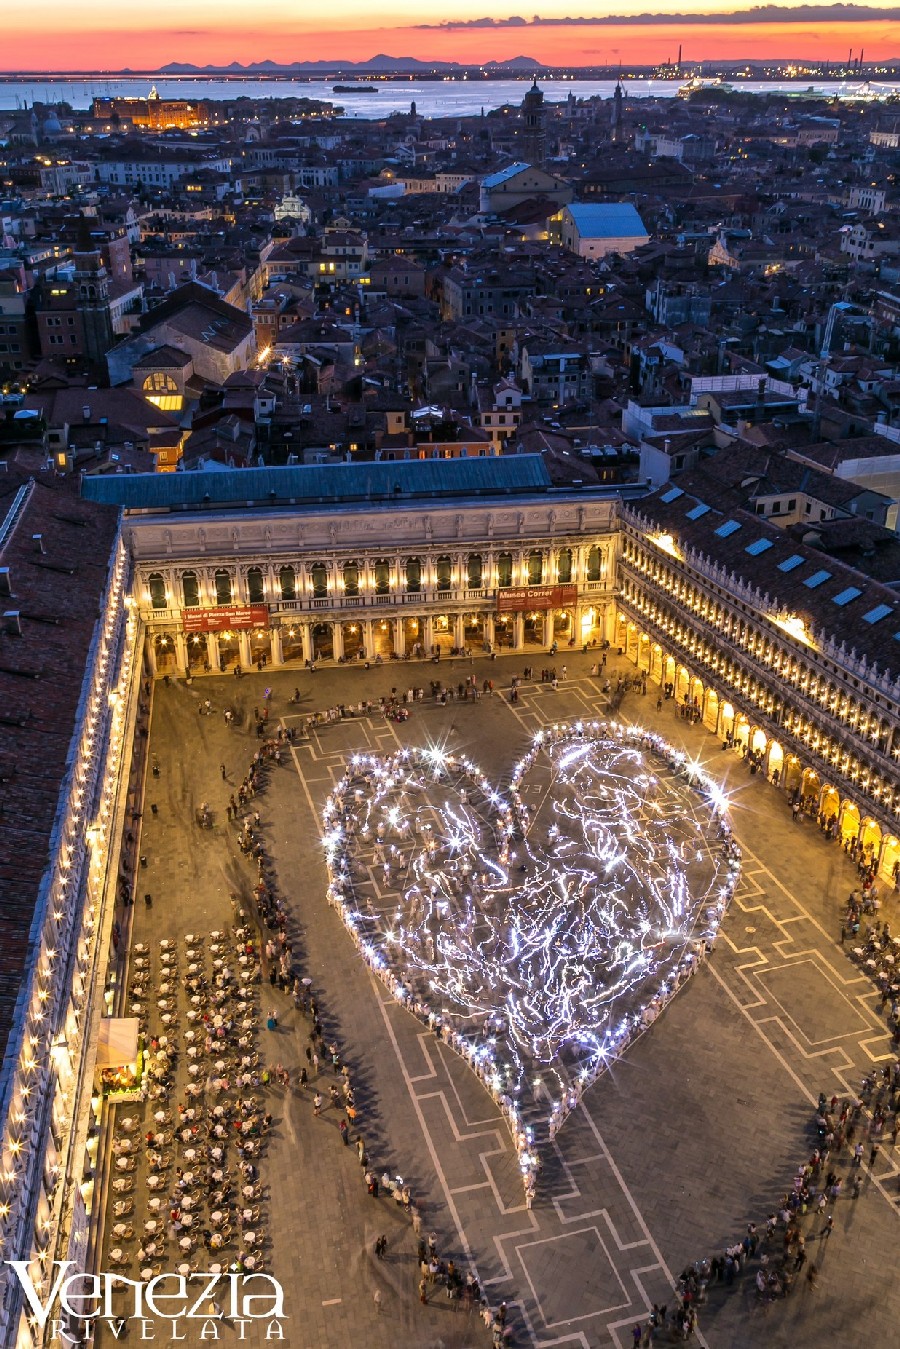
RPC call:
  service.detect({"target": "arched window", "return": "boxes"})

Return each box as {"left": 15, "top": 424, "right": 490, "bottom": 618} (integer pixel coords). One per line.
{"left": 587, "top": 546, "right": 602, "bottom": 582}
{"left": 405, "top": 557, "right": 422, "bottom": 593}
{"left": 148, "top": 572, "right": 167, "bottom": 609}
{"left": 279, "top": 565, "right": 296, "bottom": 601}
{"left": 182, "top": 571, "right": 200, "bottom": 608}
{"left": 214, "top": 569, "right": 232, "bottom": 605}
{"left": 435, "top": 556, "right": 452, "bottom": 593}
{"left": 310, "top": 563, "right": 328, "bottom": 599}
{"left": 373, "top": 559, "right": 391, "bottom": 595}
{"left": 342, "top": 562, "right": 359, "bottom": 597}
{"left": 467, "top": 554, "right": 483, "bottom": 588}
{"left": 142, "top": 372, "right": 178, "bottom": 394}
{"left": 557, "top": 548, "right": 572, "bottom": 584}
{"left": 246, "top": 567, "right": 264, "bottom": 603}
{"left": 527, "top": 550, "right": 543, "bottom": 585}
{"left": 497, "top": 552, "right": 513, "bottom": 588}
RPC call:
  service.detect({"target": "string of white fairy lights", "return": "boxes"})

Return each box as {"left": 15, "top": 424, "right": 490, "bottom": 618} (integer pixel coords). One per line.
{"left": 322, "top": 719, "right": 741, "bottom": 1201}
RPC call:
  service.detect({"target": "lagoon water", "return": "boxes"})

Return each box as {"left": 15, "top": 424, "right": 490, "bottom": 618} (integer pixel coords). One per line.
{"left": 1, "top": 75, "right": 898, "bottom": 116}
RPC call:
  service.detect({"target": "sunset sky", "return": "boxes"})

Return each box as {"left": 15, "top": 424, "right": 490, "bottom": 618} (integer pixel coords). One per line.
{"left": 3, "top": 1, "right": 899, "bottom": 71}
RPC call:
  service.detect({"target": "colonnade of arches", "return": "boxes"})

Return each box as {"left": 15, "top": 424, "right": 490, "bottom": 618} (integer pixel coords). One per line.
{"left": 147, "top": 604, "right": 611, "bottom": 674}
{"left": 619, "top": 612, "right": 900, "bottom": 884}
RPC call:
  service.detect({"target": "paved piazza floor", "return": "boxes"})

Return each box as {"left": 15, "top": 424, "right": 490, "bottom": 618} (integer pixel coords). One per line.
{"left": 99, "top": 648, "right": 899, "bottom": 1349}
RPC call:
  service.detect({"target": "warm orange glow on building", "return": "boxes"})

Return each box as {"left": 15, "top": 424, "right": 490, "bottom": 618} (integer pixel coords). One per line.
{"left": 92, "top": 90, "right": 212, "bottom": 131}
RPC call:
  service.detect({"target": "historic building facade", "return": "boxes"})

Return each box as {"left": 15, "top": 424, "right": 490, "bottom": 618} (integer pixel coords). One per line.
{"left": 616, "top": 492, "right": 900, "bottom": 883}
{"left": 109, "top": 473, "right": 619, "bottom": 677}
{"left": 0, "top": 505, "right": 138, "bottom": 1349}
{"left": 84, "top": 456, "right": 900, "bottom": 888}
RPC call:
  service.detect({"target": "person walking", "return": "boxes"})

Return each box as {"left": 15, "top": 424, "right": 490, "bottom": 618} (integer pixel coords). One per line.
{"left": 820, "top": 1214, "right": 834, "bottom": 1239}
{"left": 313, "top": 1093, "right": 322, "bottom": 1117}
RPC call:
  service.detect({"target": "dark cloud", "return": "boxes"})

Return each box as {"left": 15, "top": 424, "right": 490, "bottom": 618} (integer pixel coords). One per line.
{"left": 417, "top": 5, "right": 900, "bottom": 28}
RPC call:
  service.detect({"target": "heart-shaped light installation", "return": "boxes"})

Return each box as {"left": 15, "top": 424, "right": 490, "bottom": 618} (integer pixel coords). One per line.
{"left": 323, "top": 720, "right": 740, "bottom": 1199}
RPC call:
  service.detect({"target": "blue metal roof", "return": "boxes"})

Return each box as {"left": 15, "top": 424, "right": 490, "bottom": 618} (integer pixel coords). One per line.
{"left": 81, "top": 455, "right": 552, "bottom": 510}
{"left": 481, "top": 162, "right": 532, "bottom": 189}
{"left": 566, "top": 203, "right": 648, "bottom": 239}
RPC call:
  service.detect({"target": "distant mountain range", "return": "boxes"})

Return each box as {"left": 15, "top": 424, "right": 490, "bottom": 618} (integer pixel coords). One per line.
{"left": 155, "top": 54, "right": 545, "bottom": 74}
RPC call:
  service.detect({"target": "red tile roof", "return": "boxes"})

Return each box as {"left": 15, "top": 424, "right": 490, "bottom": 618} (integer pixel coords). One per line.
{"left": 0, "top": 468, "right": 120, "bottom": 1061}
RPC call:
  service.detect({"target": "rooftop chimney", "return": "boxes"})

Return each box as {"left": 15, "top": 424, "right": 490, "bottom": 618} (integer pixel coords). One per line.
{"left": 3, "top": 611, "right": 21, "bottom": 636}
{"left": 0, "top": 568, "right": 11, "bottom": 597}
{"left": 32, "top": 533, "right": 45, "bottom": 554}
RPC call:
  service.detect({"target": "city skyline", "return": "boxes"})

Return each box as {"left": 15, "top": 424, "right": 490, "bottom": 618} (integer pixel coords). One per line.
{"left": 3, "top": 2, "right": 900, "bottom": 72}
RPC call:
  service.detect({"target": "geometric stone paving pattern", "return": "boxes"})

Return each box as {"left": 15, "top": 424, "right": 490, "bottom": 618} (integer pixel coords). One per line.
{"left": 113, "top": 652, "right": 899, "bottom": 1347}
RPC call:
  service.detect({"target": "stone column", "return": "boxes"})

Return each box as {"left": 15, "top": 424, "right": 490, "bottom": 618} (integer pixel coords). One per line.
{"left": 513, "top": 613, "right": 524, "bottom": 650}
{"left": 270, "top": 627, "right": 283, "bottom": 666}
{"left": 301, "top": 624, "right": 312, "bottom": 665}
{"left": 484, "top": 613, "right": 495, "bottom": 651}
{"left": 362, "top": 619, "right": 375, "bottom": 661}
{"left": 423, "top": 616, "right": 434, "bottom": 652}
{"left": 573, "top": 605, "right": 584, "bottom": 649}
{"left": 393, "top": 617, "right": 406, "bottom": 657}
{"left": 174, "top": 632, "right": 189, "bottom": 676}
{"left": 238, "top": 631, "right": 252, "bottom": 669}
{"left": 206, "top": 632, "right": 220, "bottom": 672}
{"left": 333, "top": 623, "right": 344, "bottom": 661}
{"left": 453, "top": 614, "right": 465, "bottom": 650}
{"left": 145, "top": 634, "right": 158, "bottom": 675}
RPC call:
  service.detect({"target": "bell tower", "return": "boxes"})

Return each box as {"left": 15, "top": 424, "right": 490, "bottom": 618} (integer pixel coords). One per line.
{"left": 521, "top": 79, "right": 546, "bottom": 167}
{"left": 612, "top": 78, "right": 624, "bottom": 145}
{"left": 73, "top": 217, "right": 114, "bottom": 366}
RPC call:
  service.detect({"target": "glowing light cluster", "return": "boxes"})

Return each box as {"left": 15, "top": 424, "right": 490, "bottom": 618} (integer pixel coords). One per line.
{"left": 322, "top": 721, "right": 741, "bottom": 1199}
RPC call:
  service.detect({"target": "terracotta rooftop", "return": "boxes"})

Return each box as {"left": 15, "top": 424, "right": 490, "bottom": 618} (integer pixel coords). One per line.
{"left": 0, "top": 468, "right": 120, "bottom": 1064}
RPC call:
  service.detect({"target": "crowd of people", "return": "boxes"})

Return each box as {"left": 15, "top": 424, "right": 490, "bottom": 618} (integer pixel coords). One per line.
{"left": 132, "top": 653, "right": 897, "bottom": 1345}
{"left": 841, "top": 887, "right": 900, "bottom": 1042}
{"left": 219, "top": 695, "right": 500, "bottom": 1337}
{"left": 627, "top": 1073, "right": 899, "bottom": 1344}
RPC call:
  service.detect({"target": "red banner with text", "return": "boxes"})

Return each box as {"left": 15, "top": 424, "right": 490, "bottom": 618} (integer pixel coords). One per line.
{"left": 496, "top": 585, "right": 577, "bottom": 613}
{"left": 182, "top": 605, "right": 270, "bottom": 634}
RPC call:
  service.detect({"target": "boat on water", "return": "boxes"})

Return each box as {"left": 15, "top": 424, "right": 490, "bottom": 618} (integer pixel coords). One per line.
{"left": 333, "top": 84, "right": 377, "bottom": 94}
{"left": 677, "top": 74, "right": 729, "bottom": 98}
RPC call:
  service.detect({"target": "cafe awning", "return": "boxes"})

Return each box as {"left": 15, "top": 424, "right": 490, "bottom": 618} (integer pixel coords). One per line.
{"left": 96, "top": 1018, "right": 140, "bottom": 1069}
